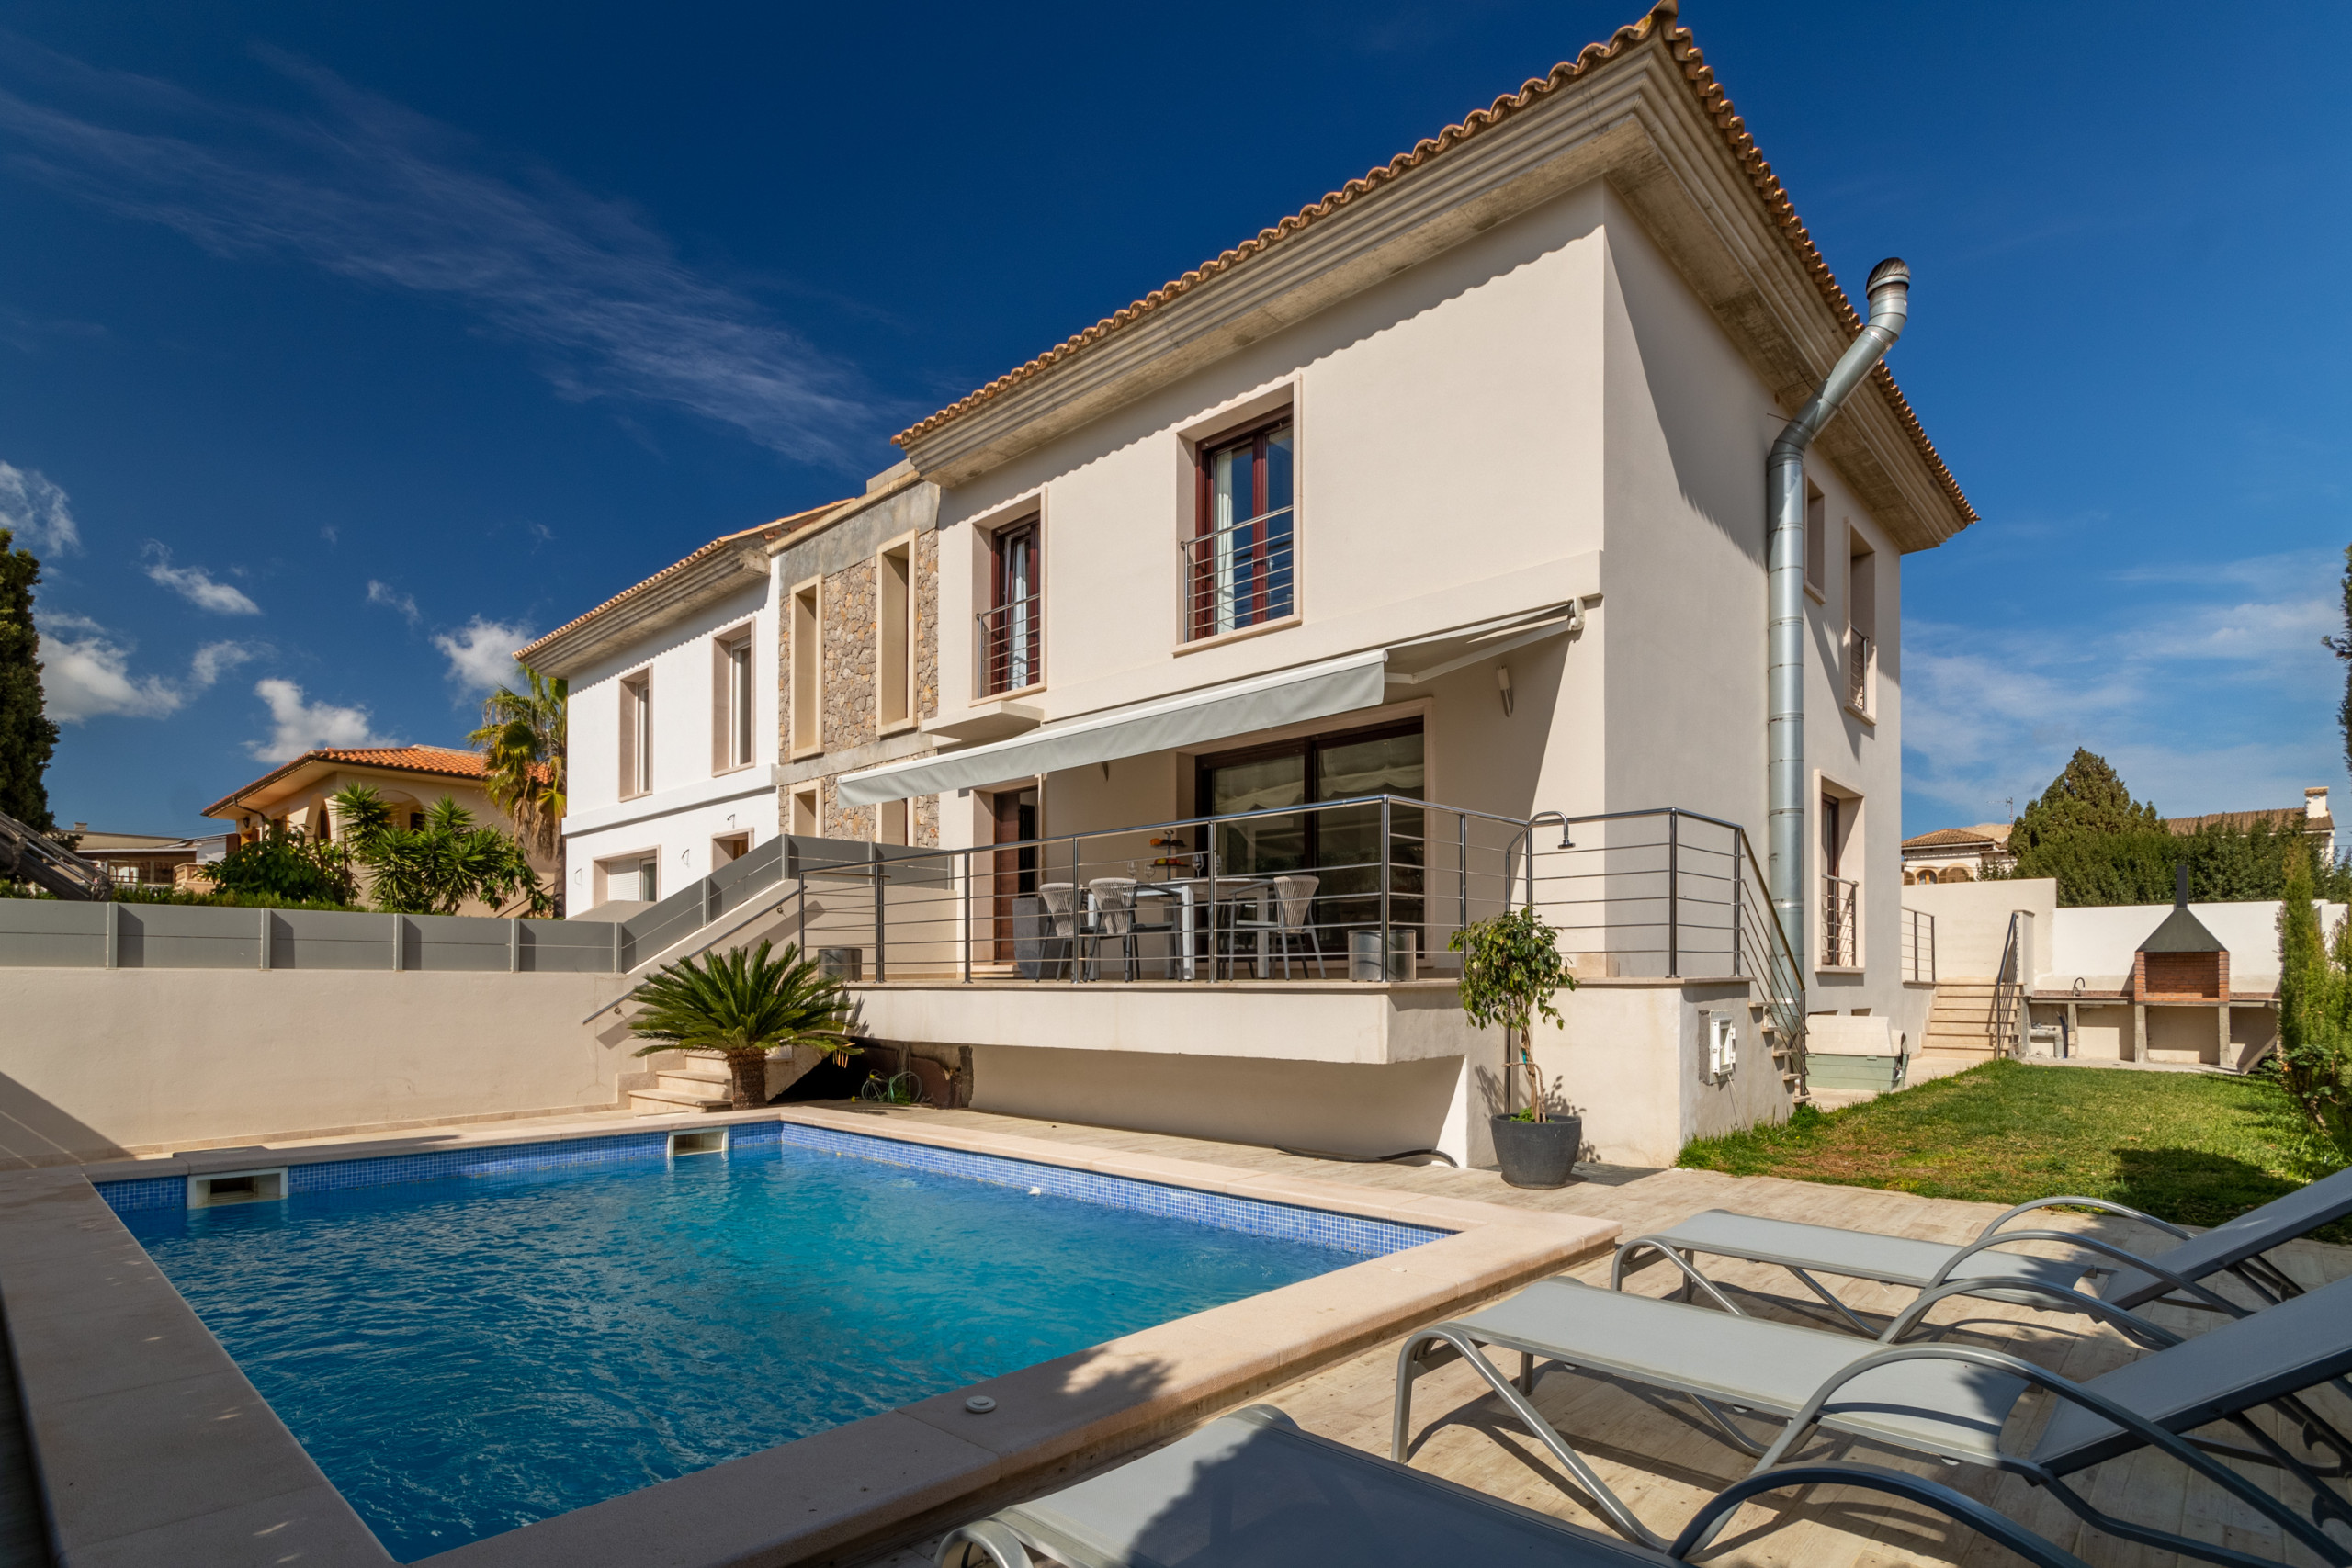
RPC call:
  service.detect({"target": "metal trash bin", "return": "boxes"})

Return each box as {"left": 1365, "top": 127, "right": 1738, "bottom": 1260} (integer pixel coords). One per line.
{"left": 1348, "top": 929, "right": 1418, "bottom": 982}
{"left": 817, "top": 946, "right": 863, "bottom": 981}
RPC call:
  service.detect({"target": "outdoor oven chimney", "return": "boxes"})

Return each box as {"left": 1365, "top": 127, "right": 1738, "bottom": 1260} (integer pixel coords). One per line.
{"left": 1767, "top": 257, "right": 1910, "bottom": 987}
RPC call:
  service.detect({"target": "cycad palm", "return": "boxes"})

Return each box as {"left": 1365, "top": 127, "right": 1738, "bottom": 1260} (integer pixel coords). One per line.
{"left": 628, "top": 941, "right": 858, "bottom": 1109}
{"left": 469, "top": 665, "right": 567, "bottom": 869}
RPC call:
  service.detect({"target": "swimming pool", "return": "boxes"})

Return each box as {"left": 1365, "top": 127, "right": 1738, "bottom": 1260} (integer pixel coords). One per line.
{"left": 116, "top": 1123, "right": 1443, "bottom": 1561}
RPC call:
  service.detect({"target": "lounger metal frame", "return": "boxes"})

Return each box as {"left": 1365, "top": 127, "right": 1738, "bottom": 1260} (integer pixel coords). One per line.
{"left": 1394, "top": 1275, "right": 2352, "bottom": 1568}
{"left": 936, "top": 1404, "right": 2097, "bottom": 1568}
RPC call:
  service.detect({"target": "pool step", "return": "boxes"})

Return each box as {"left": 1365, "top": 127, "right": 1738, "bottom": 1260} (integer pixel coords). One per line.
{"left": 629, "top": 1066, "right": 735, "bottom": 1115}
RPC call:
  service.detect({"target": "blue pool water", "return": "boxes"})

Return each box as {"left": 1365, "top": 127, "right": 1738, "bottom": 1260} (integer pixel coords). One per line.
{"left": 121, "top": 1136, "right": 1394, "bottom": 1561}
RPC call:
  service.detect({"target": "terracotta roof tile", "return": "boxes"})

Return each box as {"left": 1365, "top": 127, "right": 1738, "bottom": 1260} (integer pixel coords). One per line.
{"left": 514, "top": 499, "right": 849, "bottom": 663}
{"left": 1903, "top": 827, "right": 2000, "bottom": 852}
{"left": 2166, "top": 807, "right": 2330, "bottom": 836}
{"left": 888, "top": 1, "right": 1974, "bottom": 530}
{"left": 203, "top": 745, "right": 508, "bottom": 819}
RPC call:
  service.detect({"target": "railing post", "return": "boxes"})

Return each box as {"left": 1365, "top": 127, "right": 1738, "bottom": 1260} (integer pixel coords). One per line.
{"left": 390, "top": 912, "right": 402, "bottom": 973}
{"left": 872, "top": 848, "right": 887, "bottom": 984}
{"left": 258, "top": 907, "right": 271, "bottom": 972}
{"left": 104, "top": 898, "right": 119, "bottom": 969}
{"left": 1377, "top": 795, "right": 1393, "bottom": 981}
{"left": 1666, "top": 810, "right": 1680, "bottom": 979}
{"left": 611, "top": 919, "right": 622, "bottom": 975}
{"left": 1731, "top": 840, "right": 1744, "bottom": 978}
{"left": 961, "top": 848, "right": 973, "bottom": 985}
{"left": 1204, "top": 832, "right": 1217, "bottom": 983}
{"left": 508, "top": 916, "right": 521, "bottom": 974}
{"left": 1069, "top": 836, "right": 1080, "bottom": 986}
{"left": 1457, "top": 813, "right": 1469, "bottom": 936}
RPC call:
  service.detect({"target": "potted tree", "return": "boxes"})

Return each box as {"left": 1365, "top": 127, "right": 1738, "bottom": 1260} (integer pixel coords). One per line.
{"left": 1452, "top": 906, "right": 1580, "bottom": 1187}
{"left": 626, "top": 939, "right": 860, "bottom": 1109}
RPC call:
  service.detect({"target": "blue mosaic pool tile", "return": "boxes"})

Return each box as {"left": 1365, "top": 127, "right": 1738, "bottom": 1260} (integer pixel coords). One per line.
{"left": 94, "top": 1174, "right": 187, "bottom": 1213}
{"left": 92, "top": 1116, "right": 1451, "bottom": 1257}
{"left": 768, "top": 1122, "right": 1448, "bottom": 1258}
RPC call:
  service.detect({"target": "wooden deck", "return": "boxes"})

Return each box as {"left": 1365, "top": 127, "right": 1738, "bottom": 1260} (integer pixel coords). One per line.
{"left": 849, "top": 1105, "right": 2351, "bottom": 1568}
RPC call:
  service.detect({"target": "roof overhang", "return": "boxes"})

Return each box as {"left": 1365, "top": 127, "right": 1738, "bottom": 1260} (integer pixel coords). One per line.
{"left": 518, "top": 541, "right": 775, "bottom": 680}
{"left": 895, "top": 6, "right": 1971, "bottom": 553}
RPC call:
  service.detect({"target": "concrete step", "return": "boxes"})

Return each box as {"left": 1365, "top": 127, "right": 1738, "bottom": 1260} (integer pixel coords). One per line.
{"left": 1809, "top": 1087, "right": 1880, "bottom": 1111}
{"left": 657, "top": 1068, "right": 732, "bottom": 1097}
{"left": 628, "top": 1088, "right": 731, "bottom": 1115}
{"left": 1909, "top": 1052, "right": 1995, "bottom": 1082}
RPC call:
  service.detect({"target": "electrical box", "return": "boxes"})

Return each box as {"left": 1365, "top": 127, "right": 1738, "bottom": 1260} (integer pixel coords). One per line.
{"left": 1704, "top": 1012, "right": 1739, "bottom": 1084}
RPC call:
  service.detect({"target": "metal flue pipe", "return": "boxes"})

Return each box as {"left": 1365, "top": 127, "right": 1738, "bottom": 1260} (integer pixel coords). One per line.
{"left": 1766, "top": 256, "right": 1910, "bottom": 981}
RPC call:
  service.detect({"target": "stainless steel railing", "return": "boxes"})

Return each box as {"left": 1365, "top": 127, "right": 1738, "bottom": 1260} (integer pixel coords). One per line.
{"left": 569, "top": 795, "right": 1815, "bottom": 1086}
{"left": 1901, "top": 906, "right": 1936, "bottom": 985}
{"left": 1179, "top": 506, "right": 1295, "bottom": 641}
{"left": 975, "top": 592, "right": 1043, "bottom": 695}
{"left": 1822, "top": 874, "right": 1859, "bottom": 967}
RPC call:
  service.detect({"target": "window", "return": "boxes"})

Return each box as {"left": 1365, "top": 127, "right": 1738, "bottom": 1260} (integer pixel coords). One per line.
{"left": 598, "top": 853, "right": 657, "bottom": 905}
{"left": 619, "top": 672, "right": 652, "bottom": 797}
{"left": 712, "top": 832, "right": 750, "bottom": 866}
{"left": 878, "top": 797, "right": 908, "bottom": 846}
{"left": 713, "top": 628, "right": 754, "bottom": 773}
{"left": 790, "top": 581, "right": 820, "bottom": 756}
{"left": 981, "top": 519, "right": 1040, "bottom": 695}
{"left": 878, "top": 540, "right": 914, "bottom": 729}
{"left": 1195, "top": 719, "right": 1422, "bottom": 942}
{"left": 1819, "top": 787, "right": 1860, "bottom": 968}
{"left": 1846, "top": 530, "right": 1877, "bottom": 719}
{"left": 1804, "top": 480, "right": 1826, "bottom": 596}
{"left": 790, "top": 788, "right": 818, "bottom": 838}
{"left": 1188, "top": 417, "right": 1294, "bottom": 641}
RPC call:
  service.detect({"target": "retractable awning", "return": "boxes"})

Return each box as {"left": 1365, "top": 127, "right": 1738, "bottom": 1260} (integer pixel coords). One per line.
{"left": 834, "top": 602, "right": 1577, "bottom": 807}
{"left": 833, "top": 649, "right": 1388, "bottom": 807}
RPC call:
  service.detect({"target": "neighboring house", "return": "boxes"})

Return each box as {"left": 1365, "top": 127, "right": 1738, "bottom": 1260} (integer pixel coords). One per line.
{"left": 520, "top": 499, "right": 881, "bottom": 916}
{"left": 201, "top": 745, "right": 556, "bottom": 912}
{"left": 68, "top": 827, "right": 233, "bottom": 890}
{"left": 2166, "top": 786, "right": 2333, "bottom": 863}
{"left": 1901, "top": 823, "right": 2010, "bottom": 884}
{"left": 1904, "top": 786, "right": 2335, "bottom": 886}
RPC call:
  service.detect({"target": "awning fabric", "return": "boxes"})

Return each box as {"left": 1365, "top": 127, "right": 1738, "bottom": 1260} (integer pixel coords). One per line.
{"left": 834, "top": 649, "right": 1390, "bottom": 807}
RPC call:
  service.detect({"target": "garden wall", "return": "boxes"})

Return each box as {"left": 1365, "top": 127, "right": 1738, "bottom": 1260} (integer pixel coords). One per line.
{"left": 0, "top": 966, "right": 643, "bottom": 1165}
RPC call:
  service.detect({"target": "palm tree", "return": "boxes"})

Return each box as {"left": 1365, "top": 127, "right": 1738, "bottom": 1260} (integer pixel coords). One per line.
{"left": 469, "top": 665, "right": 567, "bottom": 887}
{"left": 627, "top": 940, "right": 859, "bottom": 1109}
{"left": 329, "top": 784, "right": 553, "bottom": 916}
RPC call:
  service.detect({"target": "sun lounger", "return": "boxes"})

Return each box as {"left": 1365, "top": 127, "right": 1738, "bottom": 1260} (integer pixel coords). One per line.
{"left": 934, "top": 1403, "right": 2092, "bottom": 1568}
{"left": 1394, "top": 1271, "right": 2352, "bottom": 1567}
{"left": 1612, "top": 1166, "right": 2352, "bottom": 1333}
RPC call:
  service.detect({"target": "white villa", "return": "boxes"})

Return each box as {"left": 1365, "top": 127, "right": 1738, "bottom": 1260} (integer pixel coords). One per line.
{"left": 523, "top": 8, "right": 1974, "bottom": 1168}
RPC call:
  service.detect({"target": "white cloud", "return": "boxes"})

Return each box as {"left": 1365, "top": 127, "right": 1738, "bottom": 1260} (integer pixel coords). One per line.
{"left": 0, "top": 460, "right": 79, "bottom": 555}
{"left": 367, "top": 579, "right": 419, "bottom": 626}
{"left": 0, "top": 48, "right": 876, "bottom": 463}
{"left": 1902, "top": 546, "right": 2346, "bottom": 826}
{"left": 142, "top": 544, "right": 259, "bottom": 615}
{"left": 433, "top": 616, "right": 532, "bottom": 694}
{"left": 37, "top": 617, "right": 255, "bottom": 721}
{"left": 247, "top": 677, "right": 393, "bottom": 762}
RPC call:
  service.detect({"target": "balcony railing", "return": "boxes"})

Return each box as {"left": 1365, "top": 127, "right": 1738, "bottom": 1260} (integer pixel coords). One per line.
{"left": 1181, "top": 506, "right": 1294, "bottom": 641}
{"left": 1846, "top": 629, "right": 1872, "bottom": 715}
{"left": 1822, "top": 874, "right": 1859, "bottom": 966}
{"left": 975, "top": 593, "right": 1043, "bottom": 695}
{"left": 584, "top": 797, "right": 1815, "bottom": 1089}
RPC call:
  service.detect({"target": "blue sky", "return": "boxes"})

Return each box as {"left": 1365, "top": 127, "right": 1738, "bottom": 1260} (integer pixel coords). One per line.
{"left": 3, "top": 1, "right": 2346, "bottom": 838}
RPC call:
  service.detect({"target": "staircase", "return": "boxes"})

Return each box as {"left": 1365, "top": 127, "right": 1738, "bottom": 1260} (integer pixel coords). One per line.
{"left": 628, "top": 1058, "right": 735, "bottom": 1115}
{"left": 1915, "top": 979, "right": 2012, "bottom": 1076}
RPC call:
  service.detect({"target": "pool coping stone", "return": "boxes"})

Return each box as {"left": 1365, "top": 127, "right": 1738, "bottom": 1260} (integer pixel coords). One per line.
{"left": 7, "top": 1107, "right": 1617, "bottom": 1568}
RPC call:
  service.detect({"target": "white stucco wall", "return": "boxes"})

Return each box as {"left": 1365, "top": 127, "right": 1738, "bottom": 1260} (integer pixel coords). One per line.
{"left": 2047, "top": 900, "right": 2346, "bottom": 991}
{"left": 0, "top": 967, "right": 640, "bottom": 1163}
{"left": 561, "top": 577, "right": 777, "bottom": 912}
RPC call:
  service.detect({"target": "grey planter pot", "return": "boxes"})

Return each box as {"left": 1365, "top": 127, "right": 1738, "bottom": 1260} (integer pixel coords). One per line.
{"left": 1490, "top": 1113, "right": 1582, "bottom": 1189}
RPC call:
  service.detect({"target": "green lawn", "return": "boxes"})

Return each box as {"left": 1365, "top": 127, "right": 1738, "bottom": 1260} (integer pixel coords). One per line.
{"left": 1679, "top": 1059, "right": 2351, "bottom": 1240}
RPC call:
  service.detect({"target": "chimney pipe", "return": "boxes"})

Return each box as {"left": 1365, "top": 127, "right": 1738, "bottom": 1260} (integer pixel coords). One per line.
{"left": 1767, "top": 257, "right": 1910, "bottom": 989}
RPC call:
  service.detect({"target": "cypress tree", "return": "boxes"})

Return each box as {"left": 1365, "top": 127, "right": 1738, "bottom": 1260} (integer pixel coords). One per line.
{"left": 0, "top": 527, "right": 59, "bottom": 831}
{"left": 2325, "top": 545, "right": 2352, "bottom": 780}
